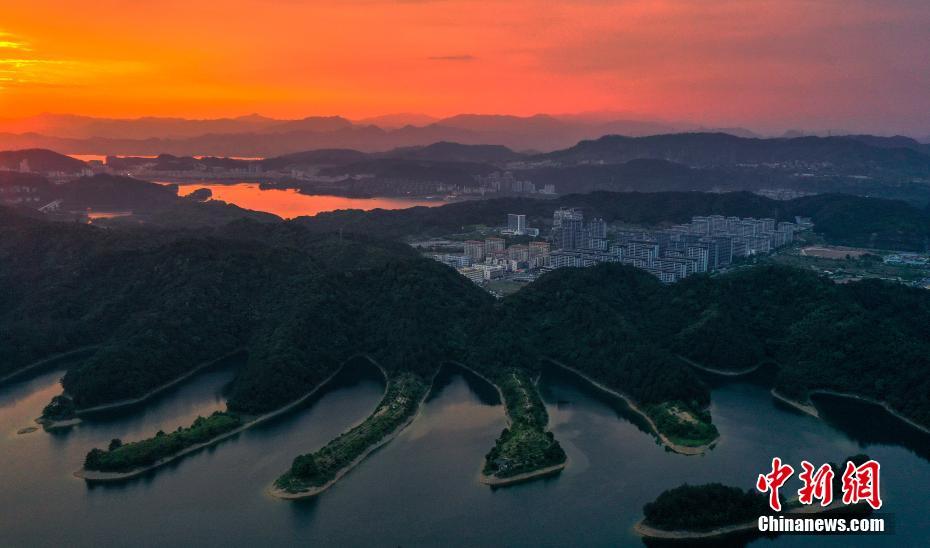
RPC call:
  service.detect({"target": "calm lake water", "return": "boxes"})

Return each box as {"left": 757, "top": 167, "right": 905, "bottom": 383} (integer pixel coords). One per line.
{"left": 170, "top": 182, "right": 443, "bottom": 219}
{"left": 1, "top": 361, "right": 928, "bottom": 547}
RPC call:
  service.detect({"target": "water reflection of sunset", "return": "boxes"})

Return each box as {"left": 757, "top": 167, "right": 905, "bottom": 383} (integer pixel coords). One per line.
{"left": 174, "top": 183, "right": 442, "bottom": 219}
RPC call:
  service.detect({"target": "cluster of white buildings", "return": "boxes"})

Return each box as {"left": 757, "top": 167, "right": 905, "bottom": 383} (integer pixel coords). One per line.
{"left": 548, "top": 212, "right": 802, "bottom": 283}
{"left": 430, "top": 209, "right": 806, "bottom": 287}
{"left": 428, "top": 216, "right": 553, "bottom": 284}
{"left": 0, "top": 158, "right": 94, "bottom": 181}
{"left": 448, "top": 236, "right": 552, "bottom": 282}
{"left": 450, "top": 171, "right": 555, "bottom": 196}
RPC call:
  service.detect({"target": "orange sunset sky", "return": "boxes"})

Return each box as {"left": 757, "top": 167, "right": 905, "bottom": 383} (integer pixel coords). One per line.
{"left": 0, "top": 0, "right": 928, "bottom": 134}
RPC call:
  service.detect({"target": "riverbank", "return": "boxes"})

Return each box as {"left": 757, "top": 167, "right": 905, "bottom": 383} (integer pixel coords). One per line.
{"left": 268, "top": 366, "right": 429, "bottom": 500}
{"left": 550, "top": 360, "right": 717, "bottom": 456}
{"left": 74, "top": 362, "right": 352, "bottom": 482}
{"left": 0, "top": 346, "right": 98, "bottom": 386}
{"left": 677, "top": 355, "right": 764, "bottom": 377}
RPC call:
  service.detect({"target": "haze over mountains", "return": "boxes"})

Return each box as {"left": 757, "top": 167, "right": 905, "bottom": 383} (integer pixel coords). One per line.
{"left": 2, "top": 112, "right": 910, "bottom": 158}
{"left": 0, "top": 113, "right": 675, "bottom": 156}
{"left": 6, "top": 127, "right": 930, "bottom": 209}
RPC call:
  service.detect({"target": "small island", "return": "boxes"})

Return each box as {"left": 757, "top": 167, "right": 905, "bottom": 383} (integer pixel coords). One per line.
{"left": 81, "top": 411, "right": 242, "bottom": 475}
{"left": 480, "top": 370, "right": 566, "bottom": 485}
{"left": 640, "top": 483, "right": 770, "bottom": 535}
{"left": 636, "top": 455, "right": 874, "bottom": 541}
{"left": 270, "top": 372, "right": 427, "bottom": 499}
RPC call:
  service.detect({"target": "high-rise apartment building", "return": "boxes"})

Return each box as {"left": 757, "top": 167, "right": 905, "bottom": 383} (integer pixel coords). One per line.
{"left": 507, "top": 214, "right": 527, "bottom": 234}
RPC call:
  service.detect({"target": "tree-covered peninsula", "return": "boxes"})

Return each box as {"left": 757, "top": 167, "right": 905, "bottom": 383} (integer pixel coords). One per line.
{"left": 481, "top": 370, "right": 566, "bottom": 482}
{"left": 83, "top": 411, "right": 242, "bottom": 474}
{"left": 4, "top": 199, "right": 930, "bottom": 490}
{"left": 273, "top": 372, "right": 427, "bottom": 497}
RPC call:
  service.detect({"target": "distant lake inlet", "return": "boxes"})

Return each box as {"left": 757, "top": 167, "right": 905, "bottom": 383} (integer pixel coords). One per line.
{"left": 166, "top": 182, "right": 444, "bottom": 219}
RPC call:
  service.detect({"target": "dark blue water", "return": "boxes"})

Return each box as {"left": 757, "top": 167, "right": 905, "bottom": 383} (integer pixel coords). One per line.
{"left": 1, "top": 363, "right": 927, "bottom": 546}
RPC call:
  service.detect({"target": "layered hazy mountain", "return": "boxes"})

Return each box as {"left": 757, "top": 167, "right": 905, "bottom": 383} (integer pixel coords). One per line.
{"left": 0, "top": 113, "right": 690, "bottom": 156}
{"left": 7, "top": 112, "right": 922, "bottom": 158}
{"left": 6, "top": 128, "right": 930, "bottom": 208}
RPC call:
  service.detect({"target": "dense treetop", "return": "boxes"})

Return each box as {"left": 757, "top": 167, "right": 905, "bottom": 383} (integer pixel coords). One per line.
{"left": 295, "top": 191, "right": 930, "bottom": 251}
{"left": 3, "top": 197, "right": 929, "bottom": 430}
{"left": 642, "top": 483, "right": 770, "bottom": 531}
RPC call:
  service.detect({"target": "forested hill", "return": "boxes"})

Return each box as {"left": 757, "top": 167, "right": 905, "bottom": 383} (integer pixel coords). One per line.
{"left": 0, "top": 149, "right": 86, "bottom": 173}
{"left": 540, "top": 133, "right": 930, "bottom": 174}
{"left": 498, "top": 263, "right": 930, "bottom": 429}
{"left": 4, "top": 207, "right": 930, "bottom": 434}
{"left": 296, "top": 191, "right": 930, "bottom": 251}
{"left": 525, "top": 134, "right": 930, "bottom": 203}
{"left": 0, "top": 206, "right": 494, "bottom": 412}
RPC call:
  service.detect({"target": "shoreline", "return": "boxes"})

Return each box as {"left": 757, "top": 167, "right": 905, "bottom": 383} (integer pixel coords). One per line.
{"left": 266, "top": 401, "right": 419, "bottom": 500}
{"left": 677, "top": 355, "right": 764, "bottom": 377}
{"left": 36, "top": 417, "right": 82, "bottom": 430}
{"left": 770, "top": 388, "right": 930, "bottom": 435}
{"left": 72, "top": 348, "right": 246, "bottom": 417}
{"left": 634, "top": 518, "right": 756, "bottom": 541}
{"left": 445, "top": 361, "right": 505, "bottom": 405}
{"left": 74, "top": 361, "right": 352, "bottom": 482}
{"left": 155, "top": 176, "right": 463, "bottom": 202}
{"left": 0, "top": 346, "right": 99, "bottom": 386}
{"left": 549, "top": 360, "right": 717, "bottom": 456}
{"left": 770, "top": 388, "right": 821, "bottom": 418}
{"left": 268, "top": 359, "right": 432, "bottom": 500}
{"left": 478, "top": 461, "right": 567, "bottom": 486}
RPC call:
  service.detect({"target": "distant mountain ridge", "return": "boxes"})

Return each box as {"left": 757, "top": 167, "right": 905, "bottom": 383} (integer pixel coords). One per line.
{"left": 353, "top": 113, "right": 440, "bottom": 128}
{"left": 0, "top": 113, "right": 282, "bottom": 140}
{"left": 3, "top": 113, "right": 926, "bottom": 159}
{"left": 0, "top": 113, "right": 680, "bottom": 155}
{"left": 385, "top": 142, "right": 522, "bottom": 163}
{"left": 5, "top": 127, "right": 930, "bottom": 207}
{"left": 541, "top": 132, "right": 930, "bottom": 173}
{"left": 0, "top": 149, "right": 87, "bottom": 173}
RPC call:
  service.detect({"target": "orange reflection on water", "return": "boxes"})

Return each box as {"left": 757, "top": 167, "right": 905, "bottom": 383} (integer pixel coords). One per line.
{"left": 174, "top": 182, "right": 443, "bottom": 219}
{"left": 69, "top": 154, "right": 109, "bottom": 163}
